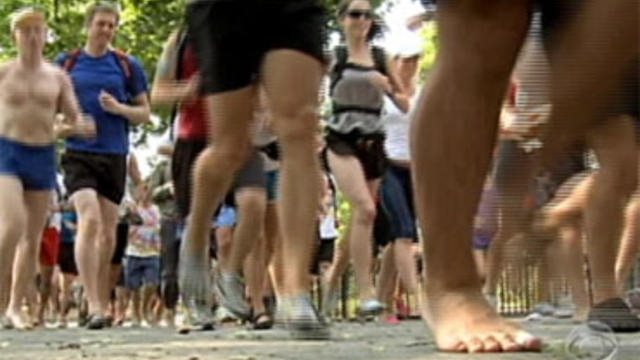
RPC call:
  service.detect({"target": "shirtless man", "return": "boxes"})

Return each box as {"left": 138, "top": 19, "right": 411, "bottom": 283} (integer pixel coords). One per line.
{"left": 0, "top": 7, "right": 94, "bottom": 330}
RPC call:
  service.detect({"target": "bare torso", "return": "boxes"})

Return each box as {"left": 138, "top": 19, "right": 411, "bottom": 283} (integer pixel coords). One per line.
{"left": 0, "top": 61, "right": 65, "bottom": 145}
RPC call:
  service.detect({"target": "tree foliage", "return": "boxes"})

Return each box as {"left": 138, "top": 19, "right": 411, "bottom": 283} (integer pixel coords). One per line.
{"left": 0, "top": 0, "right": 436, "bottom": 145}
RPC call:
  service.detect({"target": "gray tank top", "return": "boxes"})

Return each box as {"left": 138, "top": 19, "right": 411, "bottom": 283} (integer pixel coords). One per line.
{"left": 327, "top": 64, "right": 386, "bottom": 134}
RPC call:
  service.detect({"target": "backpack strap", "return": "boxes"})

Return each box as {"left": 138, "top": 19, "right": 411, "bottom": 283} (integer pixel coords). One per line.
{"left": 329, "top": 45, "right": 349, "bottom": 96}
{"left": 62, "top": 49, "right": 83, "bottom": 73}
{"left": 111, "top": 48, "right": 132, "bottom": 79}
{"left": 371, "top": 46, "right": 389, "bottom": 77}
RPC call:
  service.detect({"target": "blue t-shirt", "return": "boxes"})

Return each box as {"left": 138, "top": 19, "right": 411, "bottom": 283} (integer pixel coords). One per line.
{"left": 60, "top": 211, "right": 77, "bottom": 244}
{"left": 55, "top": 50, "right": 148, "bottom": 155}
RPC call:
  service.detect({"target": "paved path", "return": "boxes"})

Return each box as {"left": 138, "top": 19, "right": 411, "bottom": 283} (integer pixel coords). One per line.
{"left": 1, "top": 318, "right": 638, "bottom": 360}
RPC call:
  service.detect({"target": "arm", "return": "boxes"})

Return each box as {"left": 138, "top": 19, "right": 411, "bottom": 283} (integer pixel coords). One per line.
{"left": 99, "top": 57, "right": 152, "bottom": 125}
{"left": 128, "top": 153, "right": 142, "bottom": 188}
{"left": 56, "top": 70, "right": 95, "bottom": 139}
{"left": 112, "top": 93, "right": 152, "bottom": 126}
{"left": 386, "top": 57, "right": 410, "bottom": 113}
{"left": 150, "top": 31, "right": 199, "bottom": 107}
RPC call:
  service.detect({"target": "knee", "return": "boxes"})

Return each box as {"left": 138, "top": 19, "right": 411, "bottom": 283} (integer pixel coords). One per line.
{"left": 272, "top": 105, "right": 317, "bottom": 147}
{"left": 79, "top": 212, "right": 101, "bottom": 236}
{"left": 237, "top": 191, "right": 267, "bottom": 218}
{"left": 353, "top": 201, "right": 377, "bottom": 226}
{"left": 196, "top": 145, "right": 251, "bottom": 178}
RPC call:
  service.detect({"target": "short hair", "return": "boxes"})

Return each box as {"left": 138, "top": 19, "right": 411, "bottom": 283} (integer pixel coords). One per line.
{"left": 85, "top": 1, "right": 120, "bottom": 28}
{"left": 10, "top": 7, "right": 46, "bottom": 32}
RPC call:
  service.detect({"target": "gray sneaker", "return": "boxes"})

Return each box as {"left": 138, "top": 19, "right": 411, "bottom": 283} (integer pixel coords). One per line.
{"left": 321, "top": 286, "right": 339, "bottom": 319}
{"left": 358, "top": 298, "right": 385, "bottom": 317}
{"left": 0, "top": 315, "right": 13, "bottom": 330}
{"left": 531, "top": 302, "right": 556, "bottom": 317}
{"left": 279, "top": 294, "right": 330, "bottom": 340}
{"left": 215, "top": 272, "right": 251, "bottom": 320}
{"left": 183, "top": 299, "right": 215, "bottom": 331}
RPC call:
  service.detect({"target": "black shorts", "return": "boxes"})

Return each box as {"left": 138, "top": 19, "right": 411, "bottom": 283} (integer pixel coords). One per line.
{"left": 326, "top": 130, "right": 387, "bottom": 180}
{"left": 61, "top": 150, "right": 127, "bottom": 205}
{"left": 111, "top": 222, "right": 129, "bottom": 265}
{"left": 58, "top": 242, "right": 78, "bottom": 275}
{"left": 186, "top": 0, "right": 327, "bottom": 94}
{"left": 539, "top": 2, "right": 639, "bottom": 120}
{"left": 172, "top": 139, "right": 267, "bottom": 218}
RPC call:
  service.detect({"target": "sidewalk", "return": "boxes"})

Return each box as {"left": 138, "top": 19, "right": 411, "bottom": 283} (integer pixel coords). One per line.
{"left": 1, "top": 318, "right": 638, "bottom": 359}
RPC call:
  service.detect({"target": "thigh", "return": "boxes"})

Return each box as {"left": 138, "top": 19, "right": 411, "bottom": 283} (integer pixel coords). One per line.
{"left": 186, "top": 0, "right": 262, "bottom": 95}
{"left": 98, "top": 197, "right": 120, "bottom": 240}
{"left": 0, "top": 176, "right": 26, "bottom": 231}
{"left": 327, "top": 150, "right": 375, "bottom": 210}
{"left": 23, "top": 190, "right": 53, "bottom": 242}
{"left": 261, "top": 50, "right": 324, "bottom": 137}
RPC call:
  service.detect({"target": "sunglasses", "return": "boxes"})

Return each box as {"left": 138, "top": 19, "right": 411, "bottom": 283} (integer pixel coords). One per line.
{"left": 347, "top": 10, "right": 373, "bottom": 20}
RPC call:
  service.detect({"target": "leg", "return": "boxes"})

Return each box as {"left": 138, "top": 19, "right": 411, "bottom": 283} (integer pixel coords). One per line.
{"left": 542, "top": 0, "right": 639, "bottom": 166}
{"left": 37, "top": 265, "right": 55, "bottom": 325}
{"left": 616, "top": 197, "right": 640, "bottom": 294}
{"left": 72, "top": 189, "right": 103, "bottom": 316}
{"left": 215, "top": 225, "right": 233, "bottom": 274}
{"left": 394, "top": 240, "right": 419, "bottom": 295}
{"left": 485, "top": 141, "right": 536, "bottom": 296}
{"left": 262, "top": 49, "right": 323, "bottom": 296}
{"left": 584, "top": 118, "right": 638, "bottom": 304}
{"left": 558, "top": 223, "right": 589, "bottom": 321}
{"left": 411, "top": 0, "right": 539, "bottom": 352}
{"left": 97, "top": 197, "right": 119, "bottom": 316}
{"left": 328, "top": 151, "right": 379, "bottom": 300}
{"left": 376, "top": 244, "right": 398, "bottom": 316}
{"left": 58, "top": 272, "right": 75, "bottom": 327}
{"left": 160, "top": 219, "right": 179, "bottom": 318}
{"left": 181, "top": 86, "right": 255, "bottom": 305}
{"left": 228, "top": 188, "right": 266, "bottom": 273}
{"left": 0, "top": 177, "right": 27, "bottom": 325}
{"left": 473, "top": 250, "right": 488, "bottom": 284}
{"left": 7, "top": 190, "right": 51, "bottom": 330}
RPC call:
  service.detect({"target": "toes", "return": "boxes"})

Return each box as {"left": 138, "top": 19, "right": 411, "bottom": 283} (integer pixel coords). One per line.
{"left": 464, "top": 337, "right": 485, "bottom": 353}
{"left": 513, "top": 330, "right": 543, "bottom": 351}
{"left": 494, "top": 332, "right": 522, "bottom": 352}
{"left": 481, "top": 335, "right": 502, "bottom": 352}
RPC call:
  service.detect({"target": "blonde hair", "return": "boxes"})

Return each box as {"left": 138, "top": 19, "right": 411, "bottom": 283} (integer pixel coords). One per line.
{"left": 10, "top": 7, "right": 46, "bottom": 32}
{"left": 85, "top": 1, "right": 120, "bottom": 28}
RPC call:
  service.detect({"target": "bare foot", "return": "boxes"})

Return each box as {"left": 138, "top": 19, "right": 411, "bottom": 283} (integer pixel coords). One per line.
{"left": 423, "top": 286, "right": 542, "bottom": 353}
{"left": 5, "top": 310, "right": 34, "bottom": 330}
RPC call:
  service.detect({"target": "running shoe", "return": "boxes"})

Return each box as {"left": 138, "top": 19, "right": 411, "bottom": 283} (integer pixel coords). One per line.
{"left": 358, "top": 298, "right": 385, "bottom": 317}
{"left": 279, "top": 294, "right": 329, "bottom": 340}
{"left": 214, "top": 272, "right": 251, "bottom": 320}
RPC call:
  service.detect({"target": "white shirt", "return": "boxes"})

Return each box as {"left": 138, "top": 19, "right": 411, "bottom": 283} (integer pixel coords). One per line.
{"left": 383, "top": 92, "right": 419, "bottom": 162}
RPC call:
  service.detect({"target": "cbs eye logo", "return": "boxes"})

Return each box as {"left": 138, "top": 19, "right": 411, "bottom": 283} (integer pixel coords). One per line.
{"left": 565, "top": 321, "right": 618, "bottom": 360}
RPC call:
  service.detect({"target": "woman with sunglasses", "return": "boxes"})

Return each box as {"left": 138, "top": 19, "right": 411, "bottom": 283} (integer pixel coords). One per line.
{"left": 324, "top": 0, "right": 409, "bottom": 317}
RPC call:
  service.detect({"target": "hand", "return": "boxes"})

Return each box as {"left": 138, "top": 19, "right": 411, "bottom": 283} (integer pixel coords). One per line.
{"left": 99, "top": 90, "right": 123, "bottom": 115}
{"left": 369, "top": 72, "right": 392, "bottom": 94}
{"left": 74, "top": 114, "right": 97, "bottom": 139}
